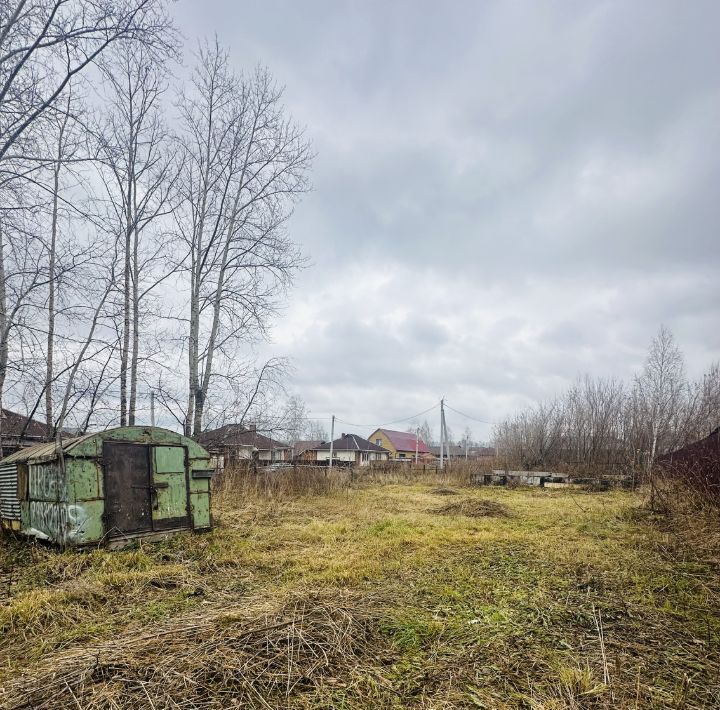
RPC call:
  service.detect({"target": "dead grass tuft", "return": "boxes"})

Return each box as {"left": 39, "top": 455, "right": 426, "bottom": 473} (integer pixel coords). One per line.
{"left": 429, "top": 487, "right": 460, "bottom": 496}
{"left": 1, "top": 590, "right": 394, "bottom": 709}
{"left": 432, "top": 498, "right": 510, "bottom": 518}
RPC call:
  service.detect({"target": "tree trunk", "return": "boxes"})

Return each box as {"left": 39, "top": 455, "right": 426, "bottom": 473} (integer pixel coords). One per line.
{"left": 185, "top": 99, "right": 216, "bottom": 438}
{"left": 128, "top": 190, "right": 140, "bottom": 425}
{"left": 186, "top": 250, "right": 200, "bottom": 437}
{"left": 0, "top": 226, "right": 7, "bottom": 458}
{"left": 119, "top": 109, "right": 136, "bottom": 426}
{"left": 45, "top": 144, "right": 63, "bottom": 437}
{"left": 192, "top": 208, "right": 235, "bottom": 437}
{"left": 120, "top": 218, "right": 132, "bottom": 426}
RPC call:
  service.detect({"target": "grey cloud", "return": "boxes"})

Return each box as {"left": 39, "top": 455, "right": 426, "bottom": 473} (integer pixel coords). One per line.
{"left": 176, "top": 0, "right": 720, "bottom": 436}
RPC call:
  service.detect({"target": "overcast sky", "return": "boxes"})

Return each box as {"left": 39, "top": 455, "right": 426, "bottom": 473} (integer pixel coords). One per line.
{"left": 175, "top": 0, "right": 719, "bottom": 442}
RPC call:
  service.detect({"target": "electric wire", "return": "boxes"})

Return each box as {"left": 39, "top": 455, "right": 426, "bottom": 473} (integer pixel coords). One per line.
{"left": 443, "top": 402, "right": 492, "bottom": 424}
{"left": 334, "top": 402, "right": 440, "bottom": 429}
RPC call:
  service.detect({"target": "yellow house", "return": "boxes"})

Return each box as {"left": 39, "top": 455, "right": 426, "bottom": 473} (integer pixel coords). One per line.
{"left": 367, "top": 428, "right": 431, "bottom": 460}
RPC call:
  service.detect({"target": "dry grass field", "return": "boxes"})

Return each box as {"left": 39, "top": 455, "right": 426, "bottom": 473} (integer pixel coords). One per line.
{"left": 1, "top": 481, "right": 719, "bottom": 708}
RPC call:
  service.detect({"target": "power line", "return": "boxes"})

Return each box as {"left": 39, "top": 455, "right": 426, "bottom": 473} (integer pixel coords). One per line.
{"left": 444, "top": 402, "right": 492, "bottom": 424}
{"left": 335, "top": 402, "right": 440, "bottom": 429}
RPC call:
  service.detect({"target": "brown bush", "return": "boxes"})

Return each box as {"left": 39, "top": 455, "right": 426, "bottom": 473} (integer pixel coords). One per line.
{"left": 213, "top": 465, "right": 351, "bottom": 504}
{"left": 211, "top": 459, "right": 491, "bottom": 505}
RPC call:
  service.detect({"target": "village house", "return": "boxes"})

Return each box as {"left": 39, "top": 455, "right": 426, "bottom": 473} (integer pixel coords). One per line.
{"left": 0, "top": 409, "right": 58, "bottom": 455}
{"left": 429, "top": 444, "right": 466, "bottom": 460}
{"left": 197, "top": 424, "right": 290, "bottom": 470}
{"left": 313, "top": 433, "right": 389, "bottom": 466}
{"left": 290, "top": 440, "right": 323, "bottom": 463}
{"left": 367, "top": 428, "right": 432, "bottom": 461}
{"left": 469, "top": 445, "right": 497, "bottom": 458}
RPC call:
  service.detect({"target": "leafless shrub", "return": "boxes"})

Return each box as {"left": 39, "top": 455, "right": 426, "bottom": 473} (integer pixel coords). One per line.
{"left": 494, "top": 328, "right": 720, "bottom": 479}
{"left": 213, "top": 465, "right": 351, "bottom": 504}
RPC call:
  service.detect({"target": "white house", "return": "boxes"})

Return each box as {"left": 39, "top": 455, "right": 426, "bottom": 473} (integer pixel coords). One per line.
{"left": 313, "top": 433, "right": 389, "bottom": 466}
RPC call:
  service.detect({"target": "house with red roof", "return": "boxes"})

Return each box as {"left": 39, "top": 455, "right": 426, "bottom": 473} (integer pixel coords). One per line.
{"left": 368, "top": 428, "right": 432, "bottom": 462}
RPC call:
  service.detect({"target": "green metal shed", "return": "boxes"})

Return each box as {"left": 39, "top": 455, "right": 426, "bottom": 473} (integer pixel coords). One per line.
{"left": 0, "top": 426, "right": 213, "bottom": 548}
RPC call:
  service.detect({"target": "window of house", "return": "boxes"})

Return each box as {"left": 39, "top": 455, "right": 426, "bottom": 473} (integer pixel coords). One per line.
{"left": 375, "top": 438, "right": 382, "bottom": 446}
{"left": 399, "top": 453, "right": 406, "bottom": 458}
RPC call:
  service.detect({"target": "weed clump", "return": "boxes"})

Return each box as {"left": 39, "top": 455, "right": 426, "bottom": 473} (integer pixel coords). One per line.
{"left": 432, "top": 498, "right": 510, "bottom": 518}
{"left": 429, "top": 487, "right": 459, "bottom": 496}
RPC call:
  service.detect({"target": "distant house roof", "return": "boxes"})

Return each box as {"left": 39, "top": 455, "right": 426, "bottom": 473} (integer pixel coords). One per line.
{"left": 470, "top": 446, "right": 497, "bottom": 457}
{"left": 427, "top": 444, "right": 496, "bottom": 458}
{"left": 374, "top": 428, "right": 430, "bottom": 454}
{"left": 429, "top": 444, "right": 466, "bottom": 457}
{"left": 1, "top": 408, "right": 52, "bottom": 440}
{"left": 314, "top": 433, "right": 389, "bottom": 453}
{"left": 291, "top": 440, "right": 322, "bottom": 457}
{"left": 197, "top": 424, "right": 289, "bottom": 452}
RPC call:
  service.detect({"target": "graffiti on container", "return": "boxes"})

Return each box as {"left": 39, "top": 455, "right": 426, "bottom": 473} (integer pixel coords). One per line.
{"left": 29, "top": 463, "right": 66, "bottom": 500}
{"left": 29, "top": 501, "right": 88, "bottom": 542}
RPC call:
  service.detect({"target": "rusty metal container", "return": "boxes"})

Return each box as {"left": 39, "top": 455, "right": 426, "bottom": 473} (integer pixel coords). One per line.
{"left": 0, "top": 427, "right": 213, "bottom": 548}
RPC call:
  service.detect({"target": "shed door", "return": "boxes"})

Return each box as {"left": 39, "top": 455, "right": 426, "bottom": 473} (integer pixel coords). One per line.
{"left": 103, "top": 442, "right": 153, "bottom": 535}
{"left": 151, "top": 446, "right": 190, "bottom": 530}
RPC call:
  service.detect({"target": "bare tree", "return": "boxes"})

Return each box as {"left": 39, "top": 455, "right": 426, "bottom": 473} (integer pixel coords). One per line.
{"left": 94, "top": 37, "right": 179, "bottom": 425}
{"left": 0, "top": 0, "right": 174, "bottom": 443}
{"left": 55, "top": 249, "right": 119, "bottom": 439}
{"left": 42, "top": 87, "right": 86, "bottom": 435}
{"left": 305, "top": 419, "right": 328, "bottom": 442}
{"left": 176, "top": 42, "right": 312, "bottom": 436}
{"left": 0, "top": 207, "right": 50, "bottom": 452}
{"left": 0, "top": 0, "right": 172, "bottom": 170}
{"left": 492, "top": 327, "right": 720, "bottom": 475}
{"left": 281, "top": 394, "right": 307, "bottom": 445}
{"left": 635, "top": 326, "right": 687, "bottom": 470}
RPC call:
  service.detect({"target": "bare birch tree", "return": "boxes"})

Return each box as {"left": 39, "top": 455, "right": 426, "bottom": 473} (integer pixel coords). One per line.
{"left": 176, "top": 41, "right": 312, "bottom": 436}
{"left": 0, "top": 0, "right": 172, "bottom": 169}
{"left": 635, "top": 326, "right": 687, "bottom": 470}
{"left": 42, "top": 88, "right": 85, "bottom": 435}
{"left": 55, "top": 247, "right": 119, "bottom": 439}
{"left": 0, "top": 0, "right": 174, "bottom": 442}
{"left": 94, "top": 37, "right": 179, "bottom": 425}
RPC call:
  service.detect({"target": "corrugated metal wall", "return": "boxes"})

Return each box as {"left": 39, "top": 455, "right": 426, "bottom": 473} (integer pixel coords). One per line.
{"left": 0, "top": 462, "right": 20, "bottom": 520}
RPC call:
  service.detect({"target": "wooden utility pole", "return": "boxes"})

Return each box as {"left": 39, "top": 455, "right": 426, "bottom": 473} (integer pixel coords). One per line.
{"left": 150, "top": 390, "right": 155, "bottom": 427}
{"left": 328, "top": 415, "right": 335, "bottom": 471}
{"left": 440, "top": 399, "right": 445, "bottom": 468}
{"left": 415, "top": 428, "right": 419, "bottom": 464}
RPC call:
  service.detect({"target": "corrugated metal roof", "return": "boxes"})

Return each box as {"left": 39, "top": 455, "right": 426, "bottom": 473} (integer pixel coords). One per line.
{"left": 375, "top": 429, "right": 430, "bottom": 454}
{"left": 0, "top": 433, "right": 92, "bottom": 464}
{"left": 0, "top": 427, "right": 111, "bottom": 465}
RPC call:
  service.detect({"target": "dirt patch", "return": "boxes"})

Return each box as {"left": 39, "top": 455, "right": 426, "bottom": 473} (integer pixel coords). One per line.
{"left": 429, "top": 487, "right": 460, "bottom": 496}
{"left": 431, "top": 498, "right": 510, "bottom": 518}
